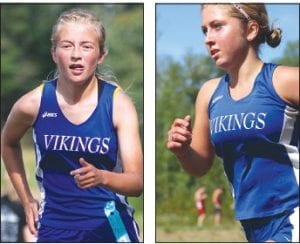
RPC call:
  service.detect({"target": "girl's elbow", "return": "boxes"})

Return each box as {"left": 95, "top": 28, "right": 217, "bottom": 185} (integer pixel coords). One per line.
{"left": 131, "top": 178, "right": 143, "bottom": 197}
{"left": 135, "top": 179, "right": 144, "bottom": 197}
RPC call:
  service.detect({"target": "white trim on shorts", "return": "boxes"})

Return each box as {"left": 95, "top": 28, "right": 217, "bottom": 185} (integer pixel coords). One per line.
{"left": 290, "top": 206, "right": 299, "bottom": 242}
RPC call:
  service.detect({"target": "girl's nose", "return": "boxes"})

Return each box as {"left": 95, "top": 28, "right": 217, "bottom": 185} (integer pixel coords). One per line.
{"left": 71, "top": 46, "right": 82, "bottom": 60}
{"left": 204, "top": 30, "right": 215, "bottom": 46}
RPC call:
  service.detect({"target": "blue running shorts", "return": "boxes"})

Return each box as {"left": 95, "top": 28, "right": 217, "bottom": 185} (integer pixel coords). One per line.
{"left": 240, "top": 207, "right": 299, "bottom": 242}
{"left": 37, "top": 213, "right": 140, "bottom": 242}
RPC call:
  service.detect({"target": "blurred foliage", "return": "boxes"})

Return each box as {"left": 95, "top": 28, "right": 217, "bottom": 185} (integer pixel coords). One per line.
{"left": 274, "top": 40, "right": 299, "bottom": 66}
{"left": 1, "top": 4, "right": 143, "bottom": 134}
{"left": 156, "top": 40, "right": 299, "bottom": 225}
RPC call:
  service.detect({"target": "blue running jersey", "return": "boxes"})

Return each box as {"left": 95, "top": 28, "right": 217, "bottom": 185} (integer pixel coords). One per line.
{"left": 33, "top": 79, "right": 134, "bottom": 229}
{"left": 208, "top": 63, "right": 299, "bottom": 220}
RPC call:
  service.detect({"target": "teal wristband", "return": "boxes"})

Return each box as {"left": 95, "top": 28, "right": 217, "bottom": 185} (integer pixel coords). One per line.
{"left": 104, "top": 201, "right": 131, "bottom": 242}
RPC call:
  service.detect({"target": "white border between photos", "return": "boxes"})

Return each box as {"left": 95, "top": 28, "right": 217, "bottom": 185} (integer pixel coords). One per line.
{"left": 144, "top": 1, "right": 156, "bottom": 243}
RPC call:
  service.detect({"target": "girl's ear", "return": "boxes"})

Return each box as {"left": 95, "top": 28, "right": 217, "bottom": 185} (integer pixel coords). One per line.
{"left": 246, "top": 21, "right": 259, "bottom": 42}
{"left": 97, "top": 52, "right": 106, "bottom": 65}
{"left": 51, "top": 48, "right": 58, "bottom": 64}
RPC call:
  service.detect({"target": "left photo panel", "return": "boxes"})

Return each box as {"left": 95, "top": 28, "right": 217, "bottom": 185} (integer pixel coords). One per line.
{"left": 1, "top": 3, "right": 144, "bottom": 242}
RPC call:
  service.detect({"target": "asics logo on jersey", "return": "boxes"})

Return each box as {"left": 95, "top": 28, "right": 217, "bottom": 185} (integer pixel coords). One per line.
{"left": 212, "top": 95, "right": 224, "bottom": 104}
{"left": 210, "top": 112, "right": 267, "bottom": 134}
{"left": 42, "top": 111, "right": 58, "bottom": 118}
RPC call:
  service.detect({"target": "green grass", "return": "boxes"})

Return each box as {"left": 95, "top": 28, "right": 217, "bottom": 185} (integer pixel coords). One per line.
{"left": 128, "top": 194, "right": 144, "bottom": 240}
{"left": 156, "top": 213, "right": 247, "bottom": 242}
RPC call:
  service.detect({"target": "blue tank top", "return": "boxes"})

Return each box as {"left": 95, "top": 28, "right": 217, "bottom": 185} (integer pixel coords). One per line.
{"left": 33, "top": 79, "right": 133, "bottom": 229}
{"left": 208, "top": 63, "right": 299, "bottom": 220}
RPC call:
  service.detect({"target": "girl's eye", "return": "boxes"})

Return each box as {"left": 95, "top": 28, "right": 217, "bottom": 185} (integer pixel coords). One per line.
{"left": 83, "top": 45, "right": 94, "bottom": 50}
{"left": 202, "top": 27, "right": 207, "bottom": 36}
{"left": 61, "top": 44, "right": 72, "bottom": 49}
{"left": 213, "top": 23, "right": 222, "bottom": 30}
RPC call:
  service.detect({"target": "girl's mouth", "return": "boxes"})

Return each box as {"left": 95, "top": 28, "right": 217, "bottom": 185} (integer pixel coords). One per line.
{"left": 69, "top": 64, "right": 84, "bottom": 74}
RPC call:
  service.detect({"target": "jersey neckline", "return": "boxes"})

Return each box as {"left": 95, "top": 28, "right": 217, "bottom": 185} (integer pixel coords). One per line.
{"left": 53, "top": 79, "right": 104, "bottom": 127}
{"left": 224, "top": 63, "right": 266, "bottom": 103}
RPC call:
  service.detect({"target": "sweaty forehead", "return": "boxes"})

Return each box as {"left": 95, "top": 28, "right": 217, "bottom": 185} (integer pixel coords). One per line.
{"left": 56, "top": 23, "right": 100, "bottom": 41}
{"left": 201, "top": 5, "right": 231, "bottom": 23}
{"left": 201, "top": 4, "right": 231, "bottom": 15}
{"left": 57, "top": 22, "right": 97, "bottom": 33}
{"left": 202, "top": 4, "right": 231, "bottom": 11}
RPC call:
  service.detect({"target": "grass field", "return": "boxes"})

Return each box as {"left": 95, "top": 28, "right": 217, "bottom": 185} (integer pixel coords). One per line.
{"left": 156, "top": 212, "right": 247, "bottom": 242}
{"left": 156, "top": 220, "right": 247, "bottom": 242}
{"left": 156, "top": 225, "right": 247, "bottom": 242}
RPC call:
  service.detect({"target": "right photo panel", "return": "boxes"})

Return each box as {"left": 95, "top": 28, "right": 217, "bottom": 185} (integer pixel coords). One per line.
{"left": 156, "top": 3, "right": 299, "bottom": 243}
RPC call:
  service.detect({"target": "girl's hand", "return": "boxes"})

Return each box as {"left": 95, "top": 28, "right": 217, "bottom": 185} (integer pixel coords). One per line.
{"left": 70, "top": 158, "right": 102, "bottom": 189}
{"left": 23, "top": 199, "right": 39, "bottom": 236}
{"left": 167, "top": 115, "right": 192, "bottom": 157}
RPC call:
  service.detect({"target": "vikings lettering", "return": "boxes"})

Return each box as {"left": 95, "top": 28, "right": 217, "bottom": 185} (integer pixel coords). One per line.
{"left": 44, "top": 135, "right": 111, "bottom": 154}
{"left": 210, "top": 112, "right": 267, "bottom": 134}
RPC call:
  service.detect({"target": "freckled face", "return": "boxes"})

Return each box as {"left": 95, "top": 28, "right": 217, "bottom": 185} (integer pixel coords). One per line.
{"left": 201, "top": 5, "right": 248, "bottom": 70}
{"left": 52, "top": 23, "right": 104, "bottom": 85}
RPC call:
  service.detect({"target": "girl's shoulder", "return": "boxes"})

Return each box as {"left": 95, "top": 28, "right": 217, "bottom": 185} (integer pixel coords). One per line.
{"left": 201, "top": 77, "right": 222, "bottom": 92}
{"left": 12, "top": 85, "right": 43, "bottom": 125}
{"left": 273, "top": 65, "right": 299, "bottom": 106}
{"left": 273, "top": 65, "right": 299, "bottom": 82}
{"left": 196, "top": 77, "right": 223, "bottom": 107}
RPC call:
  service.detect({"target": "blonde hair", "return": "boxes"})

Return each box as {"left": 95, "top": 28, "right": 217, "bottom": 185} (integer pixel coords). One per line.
{"left": 202, "top": 4, "right": 282, "bottom": 49}
{"left": 51, "top": 8, "right": 107, "bottom": 55}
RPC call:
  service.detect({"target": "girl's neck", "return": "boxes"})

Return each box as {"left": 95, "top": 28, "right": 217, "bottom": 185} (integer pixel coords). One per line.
{"left": 228, "top": 51, "right": 264, "bottom": 88}
{"left": 56, "top": 75, "right": 98, "bottom": 105}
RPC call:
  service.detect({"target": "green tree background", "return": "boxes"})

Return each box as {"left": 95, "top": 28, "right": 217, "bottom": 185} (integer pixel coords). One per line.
{"left": 1, "top": 3, "right": 144, "bottom": 237}
{"left": 156, "top": 39, "right": 299, "bottom": 229}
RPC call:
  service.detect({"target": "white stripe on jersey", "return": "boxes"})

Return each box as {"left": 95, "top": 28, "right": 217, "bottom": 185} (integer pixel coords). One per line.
{"left": 112, "top": 150, "right": 123, "bottom": 173}
{"left": 33, "top": 129, "right": 46, "bottom": 222}
{"left": 290, "top": 206, "right": 299, "bottom": 243}
{"left": 113, "top": 149, "right": 136, "bottom": 219}
{"left": 278, "top": 105, "right": 299, "bottom": 170}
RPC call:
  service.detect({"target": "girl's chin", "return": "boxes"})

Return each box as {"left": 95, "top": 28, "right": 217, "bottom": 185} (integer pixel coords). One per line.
{"left": 214, "top": 59, "right": 224, "bottom": 67}
{"left": 214, "top": 59, "right": 230, "bottom": 70}
{"left": 60, "top": 75, "right": 95, "bottom": 85}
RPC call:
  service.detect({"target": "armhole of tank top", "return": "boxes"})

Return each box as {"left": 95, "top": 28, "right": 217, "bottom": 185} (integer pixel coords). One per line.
{"left": 207, "top": 76, "right": 225, "bottom": 113}
{"left": 269, "top": 64, "right": 297, "bottom": 109}
{"left": 32, "top": 83, "right": 45, "bottom": 127}
{"left": 39, "top": 83, "right": 44, "bottom": 93}
{"left": 111, "top": 86, "right": 121, "bottom": 129}
{"left": 113, "top": 86, "right": 121, "bottom": 100}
